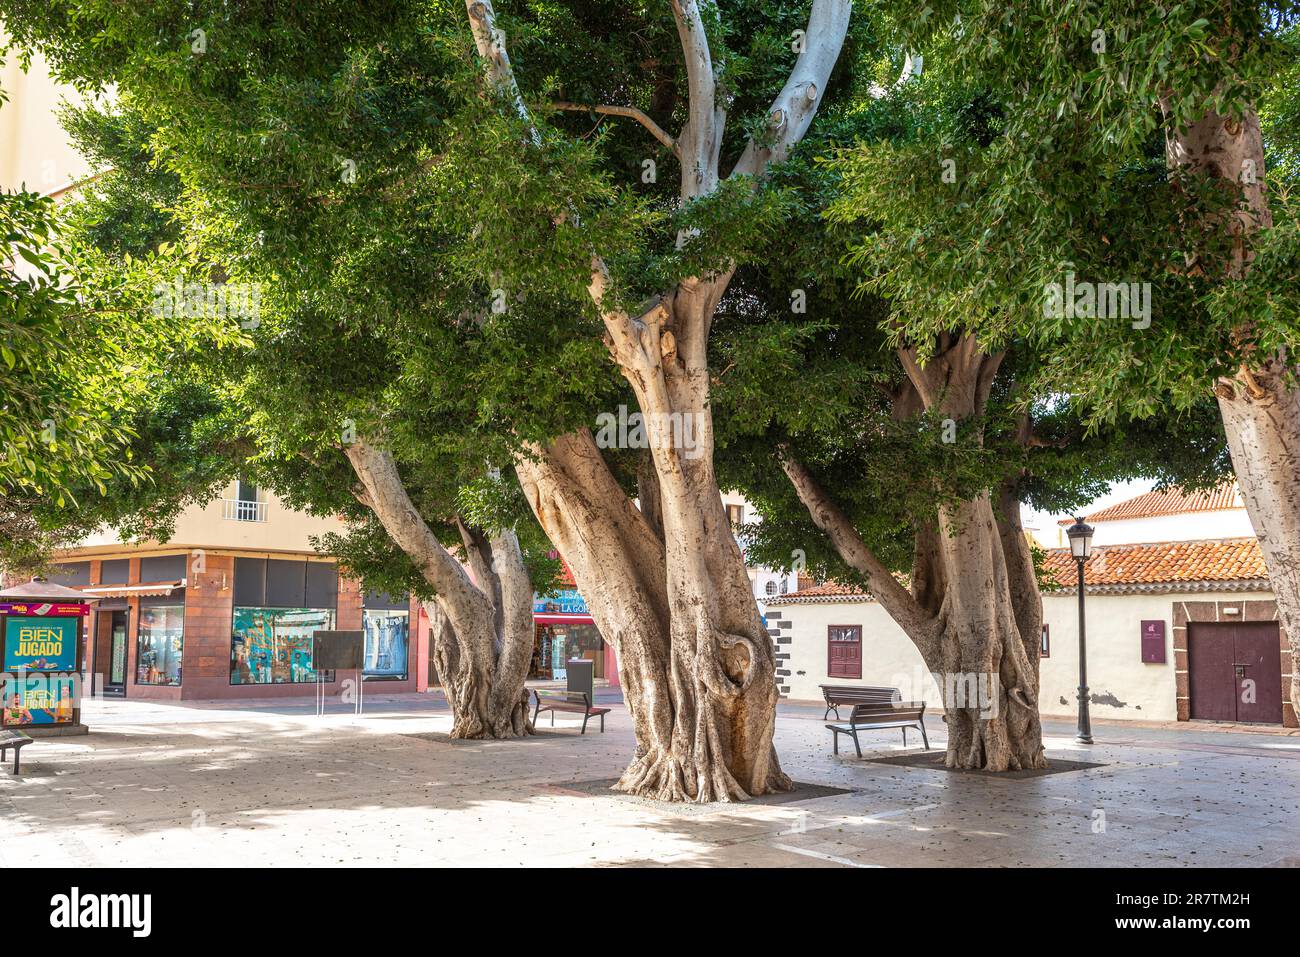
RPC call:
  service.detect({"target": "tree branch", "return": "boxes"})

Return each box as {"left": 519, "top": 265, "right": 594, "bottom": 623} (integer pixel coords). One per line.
{"left": 778, "top": 448, "right": 939, "bottom": 657}
{"left": 465, "top": 0, "right": 537, "bottom": 137}
{"left": 344, "top": 436, "right": 488, "bottom": 610}
{"left": 729, "top": 0, "right": 853, "bottom": 181}
{"left": 548, "top": 101, "right": 679, "bottom": 156}
{"left": 671, "top": 0, "right": 725, "bottom": 200}
{"left": 463, "top": 2, "right": 646, "bottom": 366}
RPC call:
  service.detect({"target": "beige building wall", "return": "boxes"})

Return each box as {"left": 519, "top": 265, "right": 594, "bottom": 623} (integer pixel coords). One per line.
{"left": 770, "top": 588, "right": 1276, "bottom": 724}
{"left": 0, "top": 40, "right": 95, "bottom": 194}
{"left": 67, "top": 482, "right": 348, "bottom": 558}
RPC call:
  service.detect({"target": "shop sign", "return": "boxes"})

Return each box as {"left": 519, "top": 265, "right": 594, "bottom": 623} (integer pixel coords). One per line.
{"left": 533, "top": 588, "right": 589, "bottom": 616}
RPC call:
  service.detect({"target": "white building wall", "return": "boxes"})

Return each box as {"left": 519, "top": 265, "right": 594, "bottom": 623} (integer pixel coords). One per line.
{"left": 767, "top": 601, "right": 944, "bottom": 705}
{"left": 771, "top": 589, "right": 1275, "bottom": 723}
{"left": 1040, "top": 589, "right": 1273, "bottom": 722}
{"left": 1044, "top": 509, "right": 1255, "bottom": 548}
{"left": 0, "top": 44, "right": 93, "bottom": 195}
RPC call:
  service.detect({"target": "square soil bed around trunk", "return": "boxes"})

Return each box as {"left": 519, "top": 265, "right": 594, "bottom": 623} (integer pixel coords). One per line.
{"left": 556, "top": 778, "right": 853, "bottom": 814}
{"left": 400, "top": 730, "right": 578, "bottom": 746}
{"left": 863, "top": 751, "right": 1105, "bottom": 778}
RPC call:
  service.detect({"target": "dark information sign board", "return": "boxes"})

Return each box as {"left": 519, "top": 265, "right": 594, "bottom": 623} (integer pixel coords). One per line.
{"left": 312, "top": 630, "right": 364, "bottom": 671}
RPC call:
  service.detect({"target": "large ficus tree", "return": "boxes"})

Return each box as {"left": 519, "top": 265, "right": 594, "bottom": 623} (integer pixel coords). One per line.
{"left": 704, "top": 93, "right": 1232, "bottom": 770}
{"left": 839, "top": 1, "right": 1300, "bottom": 723}
{"left": 4, "top": 0, "right": 850, "bottom": 775}
{"left": 452, "top": 0, "right": 857, "bottom": 799}
{"left": 4, "top": 7, "right": 570, "bottom": 740}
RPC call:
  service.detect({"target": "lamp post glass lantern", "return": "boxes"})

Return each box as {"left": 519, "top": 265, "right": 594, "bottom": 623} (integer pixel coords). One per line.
{"left": 1066, "top": 518, "right": 1095, "bottom": 744}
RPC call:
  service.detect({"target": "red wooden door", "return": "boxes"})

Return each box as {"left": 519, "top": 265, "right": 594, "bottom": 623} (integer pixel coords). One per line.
{"left": 1233, "top": 621, "right": 1284, "bottom": 724}
{"left": 827, "top": 625, "right": 861, "bottom": 679}
{"left": 1189, "top": 621, "right": 1284, "bottom": 723}
{"left": 1188, "top": 623, "right": 1236, "bottom": 721}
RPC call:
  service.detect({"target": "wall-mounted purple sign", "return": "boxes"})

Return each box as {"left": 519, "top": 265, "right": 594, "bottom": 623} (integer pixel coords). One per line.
{"left": 1140, "top": 619, "right": 1166, "bottom": 663}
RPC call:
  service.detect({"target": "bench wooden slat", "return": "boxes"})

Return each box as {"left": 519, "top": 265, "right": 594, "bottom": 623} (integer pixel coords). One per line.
{"left": 823, "top": 692, "right": 930, "bottom": 758}
{"left": 819, "top": 685, "right": 902, "bottom": 719}
{"left": 827, "top": 719, "right": 920, "bottom": 732}
{"left": 820, "top": 684, "right": 901, "bottom": 702}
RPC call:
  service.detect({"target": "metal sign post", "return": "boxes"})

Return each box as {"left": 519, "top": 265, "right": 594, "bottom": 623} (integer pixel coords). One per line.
{"left": 311, "top": 630, "right": 364, "bottom": 718}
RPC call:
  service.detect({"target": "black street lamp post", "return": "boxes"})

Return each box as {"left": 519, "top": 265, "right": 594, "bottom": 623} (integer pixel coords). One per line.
{"left": 1066, "top": 517, "right": 1095, "bottom": 745}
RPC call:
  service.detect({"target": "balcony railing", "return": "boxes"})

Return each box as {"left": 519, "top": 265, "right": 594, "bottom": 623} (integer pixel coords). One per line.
{"left": 222, "top": 498, "right": 268, "bottom": 522}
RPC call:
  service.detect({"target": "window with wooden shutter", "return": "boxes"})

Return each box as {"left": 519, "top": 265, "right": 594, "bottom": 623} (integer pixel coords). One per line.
{"left": 827, "top": 625, "right": 862, "bottom": 679}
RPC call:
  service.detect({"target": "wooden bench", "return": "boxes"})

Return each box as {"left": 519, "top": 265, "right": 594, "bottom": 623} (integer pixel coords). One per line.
{"left": 826, "top": 701, "right": 929, "bottom": 758}
{"left": 532, "top": 690, "right": 610, "bottom": 734}
{"left": 820, "top": 684, "right": 905, "bottom": 720}
{"left": 0, "top": 730, "right": 33, "bottom": 774}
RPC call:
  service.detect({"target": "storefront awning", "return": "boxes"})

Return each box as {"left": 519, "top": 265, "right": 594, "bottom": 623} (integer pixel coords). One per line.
{"left": 535, "top": 613, "right": 595, "bottom": 625}
{"left": 82, "top": 580, "right": 185, "bottom": 599}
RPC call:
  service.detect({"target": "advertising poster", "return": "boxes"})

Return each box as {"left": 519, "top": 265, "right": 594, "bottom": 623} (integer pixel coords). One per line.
{"left": 0, "top": 602, "right": 90, "bottom": 618}
{"left": 2, "top": 672, "right": 77, "bottom": 726}
{"left": 4, "top": 615, "right": 79, "bottom": 671}
{"left": 231, "top": 607, "right": 332, "bottom": 684}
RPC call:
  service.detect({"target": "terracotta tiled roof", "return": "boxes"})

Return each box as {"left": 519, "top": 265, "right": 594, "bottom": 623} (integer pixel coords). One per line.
{"left": 768, "top": 537, "right": 1271, "bottom": 605}
{"left": 1057, "top": 481, "right": 1240, "bottom": 525}
{"left": 780, "top": 580, "right": 868, "bottom": 600}
{"left": 1042, "top": 538, "right": 1268, "bottom": 592}
{"left": 767, "top": 576, "right": 878, "bottom": 605}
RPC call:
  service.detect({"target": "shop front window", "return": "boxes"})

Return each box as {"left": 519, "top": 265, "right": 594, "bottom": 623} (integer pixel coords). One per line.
{"left": 363, "top": 609, "right": 409, "bottom": 680}
{"left": 566, "top": 623, "right": 605, "bottom": 679}
{"left": 137, "top": 605, "right": 184, "bottom": 686}
{"left": 531, "top": 622, "right": 605, "bottom": 680}
{"left": 230, "top": 607, "right": 334, "bottom": 684}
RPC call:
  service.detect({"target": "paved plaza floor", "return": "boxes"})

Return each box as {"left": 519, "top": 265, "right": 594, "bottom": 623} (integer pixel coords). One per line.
{"left": 3, "top": 691, "right": 1298, "bottom": 867}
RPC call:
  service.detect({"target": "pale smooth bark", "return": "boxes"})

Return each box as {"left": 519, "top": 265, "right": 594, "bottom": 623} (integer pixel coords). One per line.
{"left": 782, "top": 335, "right": 1048, "bottom": 771}
{"left": 466, "top": 0, "right": 853, "bottom": 798}
{"left": 345, "top": 438, "right": 534, "bottom": 738}
{"left": 517, "top": 430, "right": 790, "bottom": 799}
{"left": 1217, "top": 364, "right": 1300, "bottom": 722}
{"left": 1164, "top": 98, "right": 1300, "bottom": 720}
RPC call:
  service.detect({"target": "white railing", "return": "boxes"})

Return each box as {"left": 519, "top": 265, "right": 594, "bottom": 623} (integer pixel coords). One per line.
{"left": 222, "top": 498, "right": 268, "bottom": 522}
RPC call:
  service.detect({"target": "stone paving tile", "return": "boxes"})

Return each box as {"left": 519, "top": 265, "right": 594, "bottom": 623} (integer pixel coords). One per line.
{"left": 2, "top": 696, "right": 1299, "bottom": 867}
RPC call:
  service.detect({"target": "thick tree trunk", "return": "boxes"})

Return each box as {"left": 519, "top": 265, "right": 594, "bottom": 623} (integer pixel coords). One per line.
{"left": 995, "top": 480, "right": 1049, "bottom": 766}
{"left": 917, "top": 342, "right": 1046, "bottom": 769}
{"left": 1165, "top": 99, "right": 1299, "bottom": 721}
{"left": 517, "top": 430, "right": 790, "bottom": 800}
{"left": 467, "top": 0, "right": 849, "bottom": 795}
{"left": 345, "top": 439, "right": 533, "bottom": 738}
{"left": 1217, "top": 366, "right": 1300, "bottom": 722}
{"left": 643, "top": 377, "right": 789, "bottom": 800}
{"left": 931, "top": 493, "right": 1047, "bottom": 770}
{"left": 611, "top": 284, "right": 790, "bottom": 800}
{"left": 782, "top": 336, "right": 1047, "bottom": 770}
